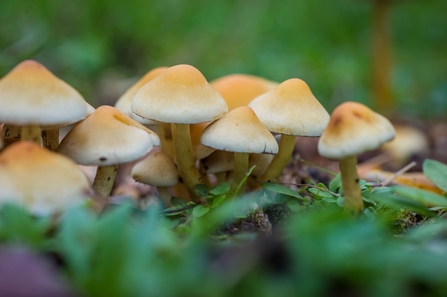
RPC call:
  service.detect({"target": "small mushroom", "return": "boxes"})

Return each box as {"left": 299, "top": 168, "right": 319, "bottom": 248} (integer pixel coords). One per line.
{"left": 58, "top": 106, "right": 160, "bottom": 200}
{"left": 318, "top": 102, "right": 395, "bottom": 213}
{"left": 201, "top": 106, "right": 278, "bottom": 197}
{"left": 0, "top": 142, "right": 91, "bottom": 215}
{"left": 249, "top": 78, "right": 330, "bottom": 183}
{"left": 131, "top": 148, "right": 181, "bottom": 206}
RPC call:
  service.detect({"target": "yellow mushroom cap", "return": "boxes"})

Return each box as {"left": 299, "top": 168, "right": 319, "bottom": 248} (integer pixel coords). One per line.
{"left": 201, "top": 106, "right": 278, "bottom": 154}
{"left": 0, "top": 142, "right": 91, "bottom": 215}
{"left": 249, "top": 78, "right": 330, "bottom": 136}
{"left": 318, "top": 102, "right": 395, "bottom": 159}
{"left": 210, "top": 74, "right": 278, "bottom": 111}
{"left": 115, "top": 66, "right": 168, "bottom": 125}
{"left": 131, "top": 64, "right": 228, "bottom": 124}
{"left": 131, "top": 148, "right": 180, "bottom": 187}
{"left": 58, "top": 106, "right": 160, "bottom": 166}
{"left": 0, "top": 60, "right": 89, "bottom": 126}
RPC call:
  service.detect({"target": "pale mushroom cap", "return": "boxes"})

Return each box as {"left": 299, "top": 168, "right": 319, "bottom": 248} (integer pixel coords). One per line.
{"left": 0, "top": 60, "right": 89, "bottom": 126}
{"left": 115, "top": 67, "right": 168, "bottom": 125}
{"left": 131, "top": 64, "right": 228, "bottom": 124}
{"left": 190, "top": 121, "right": 215, "bottom": 159}
{"left": 318, "top": 102, "right": 395, "bottom": 159}
{"left": 201, "top": 106, "right": 278, "bottom": 154}
{"left": 131, "top": 148, "right": 180, "bottom": 187}
{"left": 249, "top": 78, "right": 330, "bottom": 136}
{"left": 210, "top": 74, "right": 278, "bottom": 111}
{"left": 249, "top": 153, "right": 274, "bottom": 177}
{"left": 202, "top": 150, "right": 235, "bottom": 174}
{"left": 58, "top": 105, "right": 160, "bottom": 166}
{"left": 0, "top": 142, "right": 91, "bottom": 215}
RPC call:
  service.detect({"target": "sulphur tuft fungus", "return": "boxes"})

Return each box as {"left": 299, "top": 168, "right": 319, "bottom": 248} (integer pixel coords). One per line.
{"left": 318, "top": 101, "right": 395, "bottom": 213}
{"left": 249, "top": 78, "right": 330, "bottom": 183}
{"left": 58, "top": 105, "right": 160, "bottom": 200}
{"left": 131, "top": 64, "right": 227, "bottom": 199}
{"left": 201, "top": 106, "right": 278, "bottom": 197}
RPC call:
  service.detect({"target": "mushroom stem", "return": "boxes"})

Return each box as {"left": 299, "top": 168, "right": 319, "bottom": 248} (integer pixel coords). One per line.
{"left": 260, "top": 134, "right": 295, "bottom": 182}
{"left": 93, "top": 164, "right": 119, "bottom": 200}
{"left": 157, "top": 186, "right": 172, "bottom": 206}
{"left": 171, "top": 123, "right": 203, "bottom": 200}
{"left": 21, "top": 125, "right": 42, "bottom": 145}
{"left": 2, "top": 124, "right": 21, "bottom": 147}
{"left": 158, "top": 123, "right": 175, "bottom": 159}
{"left": 42, "top": 129, "right": 59, "bottom": 151}
{"left": 229, "top": 152, "right": 249, "bottom": 198}
{"left": 339, "top": 155, "right": 364, "bottom": 213}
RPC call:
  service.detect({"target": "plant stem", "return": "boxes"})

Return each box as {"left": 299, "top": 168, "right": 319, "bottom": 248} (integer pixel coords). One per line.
{"left": 339, "top": 155, "right": 363, "bottom": 213}
{"left": 93, "top": 164, "right": 119, "bottom": 200}
{"left": 260, "top": 134, "right": 295, "bottom": 182}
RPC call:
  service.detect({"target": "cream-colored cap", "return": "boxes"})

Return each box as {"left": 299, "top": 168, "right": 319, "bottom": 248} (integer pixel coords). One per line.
{"left": 249, "top": 153, "right": 274, "bottom": 177}
{"left": 0, "top": 141, "right": 91, "bottom": 215}
{"left": 318, "top": 101, "right": 395, "bottom": 159}
{"left": 210, "top": 74, "right": 278, "bottom": 111}
{"left": 249, "top": 78, "right": 329, "bottom": 136}
{"left": 0, "top": 60, "right": 90, "bottom": 126}
{"left": 201, "top": 106, "right": 278, "bottom": 154}
{"left": 131, "top": 64, "right": 228, "bottom": 124}
{"left": 131, "top": 148, "right": 180, "bottom": 187}
{"left": 115, "top": 67, "right": 167, "bottom": 125}
{"left": 58, "top": 105, "right": 160, "bottom": 166}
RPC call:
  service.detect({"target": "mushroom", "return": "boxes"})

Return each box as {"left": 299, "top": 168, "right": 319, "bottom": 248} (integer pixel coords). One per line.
{"left": 201, "top": 106, "right": 278, "bottom": 197}
{"left": 202, "top": 150, "right": 235, "bottom": 184}
{"left": 318, "top": 102, "right": 395, "bottom": 213}
{"left": 58, "top": 106, "right": 160, "bottom": 200}
{"left": 0, "top": 141, "right": 91, "bottom": 215}
{"left": 210, "top": 74, "right": 278, "bottom": 111}
{"left": 131, "top": 148, "right": 181, "bottom": 206}
{"left": 249, "top": 78, "right": 330, "bottom": 182}
{"left": 131, "top": 64, "right": 228, "bottom": 199}
{"left": 0, "top": 60, "right": 91, "bottom": 148}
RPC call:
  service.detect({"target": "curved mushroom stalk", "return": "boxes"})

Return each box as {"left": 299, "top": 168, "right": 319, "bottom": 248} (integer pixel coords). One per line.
{"left": 93, "top": 164, "right": 119, "bottom": 200}
{"left": 260, "top": 134, "right": 296, "bottom": 182}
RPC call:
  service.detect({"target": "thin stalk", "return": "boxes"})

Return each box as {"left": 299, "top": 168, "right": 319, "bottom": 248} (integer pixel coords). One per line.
{"left": 339, "top": 155, "right": 363, "bottom": 213}
{"left": 21, "top": 125, "right": 42, "bottom": 145}
{"left": 42, "top": 129, "right": 59, "bottom": 151}
{"left": 93, "top": 164, "right": 119, "bottom": 200}
{"left": 260, "top": 134, "right": 295, "bottom": 182}
{"left": 229, "top": 152, "right": 249, "bottom": 198}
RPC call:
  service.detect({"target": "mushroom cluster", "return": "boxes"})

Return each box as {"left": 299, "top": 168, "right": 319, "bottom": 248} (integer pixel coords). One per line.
{"left": 0, "top": 59, "right": 395, "bottom": 214}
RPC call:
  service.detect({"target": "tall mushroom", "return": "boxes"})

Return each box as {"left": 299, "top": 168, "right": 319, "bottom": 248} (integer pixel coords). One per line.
{"left": 201, "top": 106, "right": 278, "bottom": 197}
{"left": 249, "top": 78, "right": 330, "bottom": 182}
{"left": 58, "top": 106, "right": 160, "bottom": 200}
{"left": 0, "top": 60, "right": 90, "bottom": 148}
{"left": 131, "top": 64, "right": 228, "bottom": 199}
{"left": 318, "top": 102, "right": 395, "bottom": 213}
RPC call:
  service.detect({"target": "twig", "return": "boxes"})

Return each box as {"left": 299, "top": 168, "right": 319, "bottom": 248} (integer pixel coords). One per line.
{"left": 381, "top": 161, "right": 417, "bottom": 187}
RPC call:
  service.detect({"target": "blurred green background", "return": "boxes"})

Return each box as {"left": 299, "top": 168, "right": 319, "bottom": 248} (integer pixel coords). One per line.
{"left": 0, "top": 0, "right": 446, "bottom": 117}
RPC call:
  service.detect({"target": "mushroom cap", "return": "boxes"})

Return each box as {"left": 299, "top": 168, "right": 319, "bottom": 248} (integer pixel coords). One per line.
{"left": 202, "top": 150, "right": 235, "bottom": 174}
{"left": 249, "top": 153, "right": 274, "bottom": 177}
{"left": 115, "top": 67, "right": 168, "bottom": 125}
{"left": 201, "top": 106, "right": 278, "bottom": 154}
{"left": 58, "top": 105, "right": 160, "bottom": 166}
{"left": 0, "top": 60, "right": 90, "bottom": 126}
{"left": 131, "top": 148, "right": 180, "bottom": 187}
{"left": 131, "top": 64, "right": 228, "bottom": 124}
{"left": 249, "top": 78, "right": 330, "bottom": 136}
{"left": 190, "top": 121, "right": 215, "bottom": 160}
{"left": 0, "top": 142, "right": 91, "bottom": 215}
{"left": 318, "top": 102, "right": 395, "bottom": 159}
{"left": 210, "top": 74, "right": 278, "bottom": 111}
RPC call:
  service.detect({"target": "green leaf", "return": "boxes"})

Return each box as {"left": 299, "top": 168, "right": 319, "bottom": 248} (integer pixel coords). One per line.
{"left": 329, "top": 173, "right": 342, "bottom": 192}
{"left": 170, "top": 197, "right": 187, "bottom": 206}
{"left": 194, "top": 184, "right": 209, "bottom": 197}
{"left": 211, "top": 195, "right": 226, "bottom": 208}
{"left": 423, "top": 159, "right": 447, "bottom": 192}
{"left": 363, "top": 191, "right": 434, "bottom": 217}
{"left": 261, "top": 182, "right": 304, "bottom": 200}
{"left": 209, "top": 182, "right": 230, "bottom": 196}
{"left": 192, "top": 205, "right": 210, "bottom": 217}
{"left": 286, "top": 199, "right": 301, "bottom": 211}
{"left": 159, "top": 216, "right": 180, "bottom": 229}
{"left": 308, "top": 187, "right": 334, "bottom": 198}
{"left": 392, "top": 186, "right": 447, "bottom": 208}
